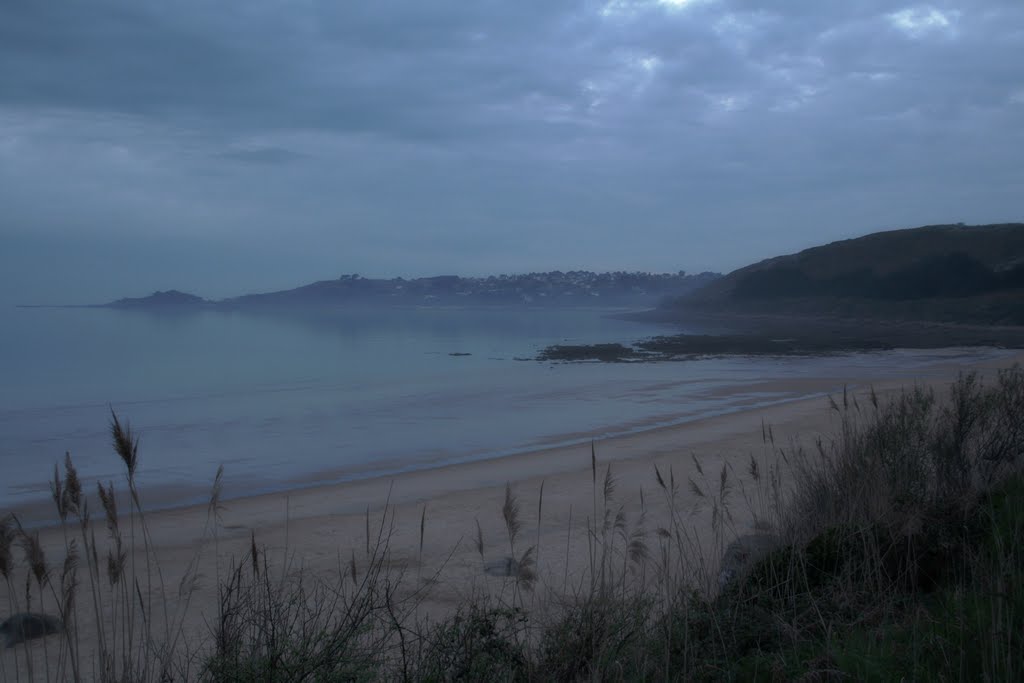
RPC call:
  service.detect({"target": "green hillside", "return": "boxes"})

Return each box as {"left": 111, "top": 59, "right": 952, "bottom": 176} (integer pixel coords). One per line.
{"left": 673, "top": 223, "right": 1024, "bottom": 324}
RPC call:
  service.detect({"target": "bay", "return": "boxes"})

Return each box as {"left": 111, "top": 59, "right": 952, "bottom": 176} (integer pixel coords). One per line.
{"left": 0, "top": 306, "right": 1009, "bottom": 518}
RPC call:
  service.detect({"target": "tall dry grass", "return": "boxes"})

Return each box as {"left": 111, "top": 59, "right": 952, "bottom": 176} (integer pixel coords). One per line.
{"left": 1, "top": 366, "right": 1021, "bottom": 680}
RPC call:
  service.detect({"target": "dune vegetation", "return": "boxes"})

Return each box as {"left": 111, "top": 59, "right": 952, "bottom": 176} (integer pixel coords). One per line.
{"left": 2, "top": 366, "right": 1023, "bottom": 681}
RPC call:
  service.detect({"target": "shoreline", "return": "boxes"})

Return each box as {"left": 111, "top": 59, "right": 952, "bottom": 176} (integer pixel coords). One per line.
{"left": 547, "top": 314, "right": 1024, "bottom": 362}
{"left": 3, "top": 387, "right": 829, "bottom": 530}
{"left": 4, "top": 350, "right": 1022, "bottom": 677}
{"left": 6, "top": 346, "right": 1021, "bottom": 530}
{"left": 211, "top": 347, "right": 1023, "bottom": 520}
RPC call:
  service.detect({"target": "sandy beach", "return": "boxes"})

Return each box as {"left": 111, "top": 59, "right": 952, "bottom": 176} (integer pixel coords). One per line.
{"left": 3, "top": 349, "right": 1022, "bottom": 677}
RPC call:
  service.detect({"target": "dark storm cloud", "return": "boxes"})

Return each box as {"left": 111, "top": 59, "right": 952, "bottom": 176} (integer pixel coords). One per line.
{"left": 0, "top": 0, "right": 1021, "bottom": 304}
{"left": 0, "top": 0, "right": 601, "bottom": 142}
{"left": 3, "top": 1, "right": 1021, "bottom": 135}
{"left": 3, "top": 1, "right": 1018, "bottom": 147}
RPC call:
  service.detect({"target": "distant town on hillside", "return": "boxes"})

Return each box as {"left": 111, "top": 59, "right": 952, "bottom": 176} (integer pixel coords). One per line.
{"left": 103, "top": 270, "right": 722, "bottom": 311}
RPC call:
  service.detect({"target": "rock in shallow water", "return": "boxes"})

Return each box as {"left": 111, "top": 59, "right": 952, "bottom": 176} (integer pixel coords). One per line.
{"left": 483, "top": 556, "right": 518, "bottom": 577}
{"left": 1, "top": 612, "right": 64, "bottom": 648}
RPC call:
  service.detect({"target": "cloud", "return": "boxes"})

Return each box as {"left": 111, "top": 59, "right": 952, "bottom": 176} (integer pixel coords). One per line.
{"left": 219, "top": 147, "right": 307, "bottom": 164}
{"left": 0, "top": 0, "right": 1021, "bottom": 303}
{"left": 887, "top": 6, "right": 960, "bottom": 38}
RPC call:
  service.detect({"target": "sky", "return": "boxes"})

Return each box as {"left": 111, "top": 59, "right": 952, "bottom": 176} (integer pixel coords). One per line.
{"left": 1, "top": 0, "right": 1021, "bottom": 305}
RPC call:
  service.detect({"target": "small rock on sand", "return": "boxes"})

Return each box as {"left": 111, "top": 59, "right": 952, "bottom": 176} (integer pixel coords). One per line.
{"left": 718, "top": 533, "right": 780, "bottom": 590}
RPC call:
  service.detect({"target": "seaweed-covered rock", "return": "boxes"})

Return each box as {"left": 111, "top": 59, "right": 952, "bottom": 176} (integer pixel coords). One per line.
{"left": 537, "top": 343, "right": 641, "bottom": 362}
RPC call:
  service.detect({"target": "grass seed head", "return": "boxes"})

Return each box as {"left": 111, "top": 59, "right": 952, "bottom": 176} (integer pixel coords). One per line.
{"left": 250, "top": 531, "right": 259, "bottom": 578}
{"left": 0, "top": 516, "right": 13, "bottom": 580}
{"left": 515, "top": 546, "right": 536, "bottom": 591}
{"left": 475, "top": 518, "right": 485, "bottom": 560}
{"left": 20, "top": 530, "right": 49, "bottom": 586}
{"left": 109, "top": 410, "right": 138, "bottom": 478}
{"left": 61, "top": 540, "right": 79, "bottom": 616}
{"left": 603, "top": 465, "right": 616, "bottom": 503}
{"left": 63, "top": 452, "right": 82, "bottom": 518}
{"left": 51, "top": 462, "right": 65, "bottom": 520}
{"left": 209, "top": 465, "right": 225, "bottom": 521}
{"left": 419, "top": 504, "right": 427, "bottom": 559}
{"left": 97, "top": 481, "right": 119, "bottom": 535}
{"left": 107, "top": 547, "right": 126, "bottom": 586}
{"left": 503, "top": 483, "right": 522, "bottom": 549}
{"left": 628, "top": 522, "right": 650, "bottom": 565}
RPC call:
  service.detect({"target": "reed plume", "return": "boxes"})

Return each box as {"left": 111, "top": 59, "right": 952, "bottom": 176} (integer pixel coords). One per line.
{"left": 110, "top": 410, "right": 139, "bottom": 478}
{"left": 502, "top": 484, "right": 522, "bottom": 553}
{"left": 0, "top": 515, "right": 13, "bottom": 581}
{"left": 20, "top": 529, "right": 49, "bottom": 587}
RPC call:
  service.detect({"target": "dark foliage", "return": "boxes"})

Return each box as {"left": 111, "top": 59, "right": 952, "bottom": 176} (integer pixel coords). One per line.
{"left": 733, "top": 251, "right": 1020, "bottom": 302}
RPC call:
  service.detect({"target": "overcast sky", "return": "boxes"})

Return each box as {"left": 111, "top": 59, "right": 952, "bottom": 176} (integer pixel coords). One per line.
{"left": 1, "top": 0, "right": 1021, "bottom": 304}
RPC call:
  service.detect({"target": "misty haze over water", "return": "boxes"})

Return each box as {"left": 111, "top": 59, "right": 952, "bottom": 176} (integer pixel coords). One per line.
{"left": 2, "top": 306, "right": 1013, "bottom": 520}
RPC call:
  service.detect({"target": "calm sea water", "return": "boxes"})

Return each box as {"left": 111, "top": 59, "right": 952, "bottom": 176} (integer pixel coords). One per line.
{"left": 0, "top": 306, "right": 1010, "bottom": 515}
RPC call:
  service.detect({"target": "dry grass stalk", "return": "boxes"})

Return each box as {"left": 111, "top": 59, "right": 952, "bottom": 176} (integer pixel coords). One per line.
{"left": 3, "top": 368, "right": 1020, "bottom": 680}
{"left": 0, "top": 516, "right": 13, "bottom": 581}
{"left": 109, "top": 410, "right": 138, "bottom": 478}
{"left": 502, "top": 484, "right": 521, "bottom": 553}
{"left": 19, "top": 529, "right": 48, "bottom": 588}
{"left": 419, "top": 505, "right": 427, "bottom": 557}
{"left": 474, "top": 519, "right": 485, "bottom": 561}
{"left": 536, "top": 480, "right": 545, "bottom": 568}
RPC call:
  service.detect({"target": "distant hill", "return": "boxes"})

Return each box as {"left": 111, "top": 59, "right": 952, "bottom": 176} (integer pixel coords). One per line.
{"left": 101, "top": 271, "right": 721, "bottom": 312}
{"left": 108, "top": 290, "right": 209, "bottom": 309}
{"left": 221, "top": 271, "right": 720, "bottom": 310}
{"left": 668, "top": 223, "right": 1024, "bottom": 325}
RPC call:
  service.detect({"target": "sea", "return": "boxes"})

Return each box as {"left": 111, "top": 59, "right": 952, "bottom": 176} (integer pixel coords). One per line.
{"left": 0, "top": 305, "right": 1012, "bottom": 519}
